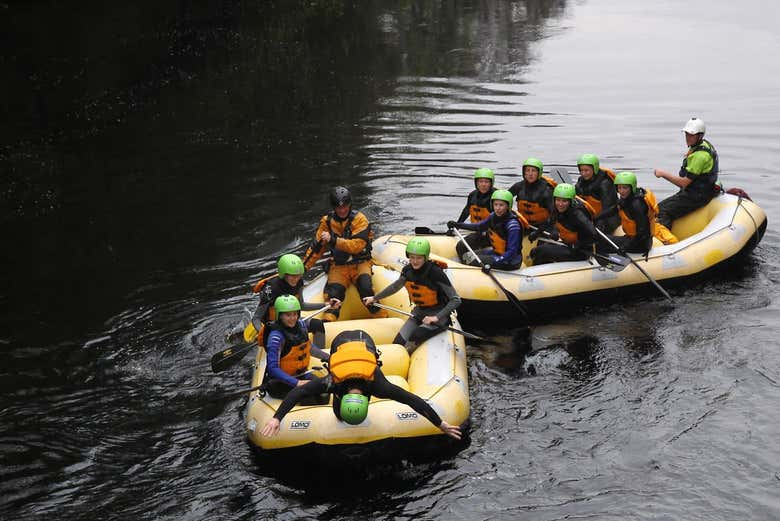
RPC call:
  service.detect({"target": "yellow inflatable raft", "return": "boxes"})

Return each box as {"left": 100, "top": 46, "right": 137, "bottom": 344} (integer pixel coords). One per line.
{"left": 372, "top": 193, "right": 766, "bottom": 319}
{"left": 243, "top": 265, "right": 469, "bottom": 458}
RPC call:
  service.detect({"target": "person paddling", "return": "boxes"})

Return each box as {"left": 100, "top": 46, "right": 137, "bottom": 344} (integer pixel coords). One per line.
{"left": 602, "top": 171, "right": 659, "bottom": 255}
{"left": 237, "top": 253, "right": 338, "bottom": 349}
{"left": 362, "top": 237, "right": 461, "bottom": 353}
{"left": 261, "top": 295, "right": 331, "bottom": 398}
{"left": 260, "top": 329, "right": 462, "bottom": 440}
{"left": 447, "top": 189, "right": 527, "bottom": 270}
{"left": 528, "top": 183, "right": 598, "bottom": 265}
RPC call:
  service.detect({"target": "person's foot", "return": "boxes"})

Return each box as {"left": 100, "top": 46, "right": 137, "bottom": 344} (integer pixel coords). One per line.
{"left": 461, "top": 251, "right": 479, "bottom": 265}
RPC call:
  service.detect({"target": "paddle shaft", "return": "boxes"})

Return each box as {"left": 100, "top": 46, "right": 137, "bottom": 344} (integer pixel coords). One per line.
{"left": 529, "top": 225, "right": 629, "bottom": 270}
{"left": 211, "top": 368, "right": 321, "bottom": 402}
{"left": 371, "top": 302, "right": 486, "bottom": 341}
{"left": 534, "top": 237, "right": 628, "bottom": 271}
{"left": 450, "top": 227, "right": 529, "bottom": 317}
{"left": 594, "top": 228, "right": 672, "bottom": 301}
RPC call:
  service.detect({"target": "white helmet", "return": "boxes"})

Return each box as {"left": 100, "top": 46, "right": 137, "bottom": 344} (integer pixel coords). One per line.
{"left": 682, "top": 117, "right": 706, "bottom": 135}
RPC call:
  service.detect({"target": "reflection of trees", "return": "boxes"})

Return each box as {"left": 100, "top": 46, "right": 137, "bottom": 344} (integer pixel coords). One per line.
{"left": 379, "top": 0, "right": 567, "bottom": 80}
{"left": 1, "top": 0, "right": 570, "bottom": 339}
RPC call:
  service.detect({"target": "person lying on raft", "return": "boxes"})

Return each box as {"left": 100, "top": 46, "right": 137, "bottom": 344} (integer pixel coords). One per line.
{"left": 362, "top": 237, "right": 461, "bottom": 354}
{"left": 261, "top": 295, "right": 333, "bottom": 398}
{"left": 528, "top": 183, "right": 598, "bottom": 265}
{"left": 454, "top": 168, "right": 496, "bottom": 259}
{"left": 260, "top": 329, "right": 462, "bottom": 440}
{"left": 447, "top": 189, "right": 527, "bottom": 271}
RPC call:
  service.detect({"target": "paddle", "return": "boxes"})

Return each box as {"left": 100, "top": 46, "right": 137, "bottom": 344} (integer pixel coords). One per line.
{"left": 450, "top": 227, "right": 529, "bottom": 318}
{"left": 210, "top": 304, "right": 331, "bottom": 373}
{"left": 415, "top": 226, "right": 447, "bottom": 235}
{"left": 549, "top": 166, "right": 574, "bottom": 185}
{"left": 371, "top": 302, "right": 486, "bottom": 341}
{"left": 593, "top": 228, "right": 672, "bottom": 301}
{"left": 534, "top": 237, "right": 629, "bottom": 272}
{"left": 210, "top": 368, "right": 322, "bottom": 402}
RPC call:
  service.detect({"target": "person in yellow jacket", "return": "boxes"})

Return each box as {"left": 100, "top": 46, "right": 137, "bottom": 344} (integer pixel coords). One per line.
{"left": 302, "top": 186, "right": 386, "bottom": 321}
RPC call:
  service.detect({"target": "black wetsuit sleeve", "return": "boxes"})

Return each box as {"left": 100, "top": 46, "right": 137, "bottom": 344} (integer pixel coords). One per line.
{"left": 599, "top": 176, "right": 619, "bottom": 211}
{"left": 597, "top": 204, "right": 618, "bottom": 220}
{"left": 625, "top": 198, "right": 651, "bottom": 251}
{"left": 272, "top": 376, "right": 331, "bottom": 420}
{"left": 369, "top": 370, "right": 443, "bottom": 427}
{"left": 573, "top": 210, "right": 597, "bottom": 249}
{"left": 373, "top": 274, "right": 407, "bottom": 301}
{"left": 434, "top": 276, "right": 461, "bottom": 324}
{"left": 251, "top": 284, "right": 276, "bottom": 329}
{"left": 457, "top": 203, "right": 470, "bottom": 223}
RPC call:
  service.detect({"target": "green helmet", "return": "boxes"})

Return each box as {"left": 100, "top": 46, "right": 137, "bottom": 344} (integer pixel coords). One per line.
{"left": 273, "top": 294, "right": 301, "bottom": 314}
{"left": 613, "top": 171, "right": 638, "bottom": 194}
{"left": 491, "top": 189, "right": 513, "bottom": 205}
{"left": 405, "top": 237, "right": 430, "bottom": 259}
{"left": 553, "top": 183, "right": 576, "bottom": 200}
{"left": 277, "top": 254, "right": 304, "bottom": 278}
{"left": 473, "top": 168, "right": 495, "bottom": 183}
{"left": 340, "top": 393, "right": 369, "bottom": 425}
{"left": 577, "top": 153, "right": 600, "bottom": 173}
{"left": 523, "top": 157, "right": 544, "bottom": 177}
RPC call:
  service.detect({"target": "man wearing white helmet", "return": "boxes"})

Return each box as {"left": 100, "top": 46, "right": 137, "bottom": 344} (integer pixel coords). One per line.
{"left": 653, "top": 117, "right": 719, "bottom": 243}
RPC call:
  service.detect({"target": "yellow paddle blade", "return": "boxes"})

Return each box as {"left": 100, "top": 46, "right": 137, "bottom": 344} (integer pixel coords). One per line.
{"left": 243, "top": 322, "right": 259, "bottom": 343}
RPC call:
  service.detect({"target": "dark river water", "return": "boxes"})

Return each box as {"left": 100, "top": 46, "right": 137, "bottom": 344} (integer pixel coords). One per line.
{"left": 3, "top": 1, "right": 780, "bottom": 519}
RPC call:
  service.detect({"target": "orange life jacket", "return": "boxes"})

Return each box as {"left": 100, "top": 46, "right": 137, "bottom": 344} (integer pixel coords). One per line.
{"left": 488, "top": 211, "right": 529, "bottom": 254}
{"left": 515, "top": 176, "right": 556, "bottom": 226}
{"left": 579, "top": 168, "right": 616, "bottom": 214}
{"left": 279, "top": 338, "right": 312, "bottom": 375}
{"left": 402, "top": 260, "right": 449, "bottom": 307}
{"left": 265, "top": 321, "right": 311, "bottom": 376}
{"left": 329, "top": 341, "right": 377, "bottom": 383}
{"left": 555, "top": 198, "right": 596, "bottom": 245}
{"left": 618, "top": 188, "right": 658, "bottom": 237}
{"left": 469, "top": 204, "right": 490, "bottom": 222}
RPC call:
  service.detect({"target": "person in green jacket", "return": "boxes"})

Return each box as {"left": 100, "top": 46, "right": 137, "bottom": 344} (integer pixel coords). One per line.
{"left": 653, "top": 117, "right": 719, "bottom": 242}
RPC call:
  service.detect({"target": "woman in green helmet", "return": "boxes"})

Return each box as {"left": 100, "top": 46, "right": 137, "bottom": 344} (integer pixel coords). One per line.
{"left": 240, "top": 253, "right": 339, "bottom": 349}
{"left": 529, "top": 183, "right": 598, "bottom": 265}
{"left": 447, "top": 189, "right": 527, "bottom": 270}
{"left": 454, "top": 168, "right": 497, "bottom": 258}
{"left": 574, "top": 153, "right": 621, "bottom": 233}
{"left": 601, "top": 171, "right": 659, "bottom": 255}
{"left": 261, "top": 294, "right": 332, "bottom": 398}
{"left": 508, "top": 157, "right": 555, "bottom": 227}
{"left": 260, "top": 329, "right": 462, "bottom": 439}
{"left": 363, "top": 237, "right": 461, "bottom": 353}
